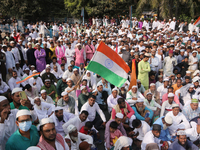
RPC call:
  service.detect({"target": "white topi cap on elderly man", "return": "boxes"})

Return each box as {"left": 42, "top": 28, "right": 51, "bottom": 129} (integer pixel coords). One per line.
{"left": 55, "top": 106, "right": 63, "bottom": 111}
{"left": 116, "top": 113, "right": 124, "bottom": 119}
{"left": 0, "top": 96, "right": 7, "bottom": 102}
{"left": 168, "top": 93, "right": 174, "bottom": 97}
{"left": 40, "top": 118, "right": 54, "bottom": 126}
{"left": 16, "top": 109, "right": 31, "bottom": 119}
{"left": 67, "top": 124, "right": 77, "bottom": 133}
{"left": 137, "top": 98, "right": 144, "bottom": 103}
{"left": 112, "top": 88, "right": 118, "bottom": 92}
{"left": 12, "top": 87, "right": 22, "bottom": 94}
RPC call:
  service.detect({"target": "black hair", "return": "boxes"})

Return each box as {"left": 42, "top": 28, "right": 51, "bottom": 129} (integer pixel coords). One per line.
{"left": 88, "top": 95, "right": 96, "bottom": 100}
{"left": 110, "top": 121, "right": 118, "bottom": 129}
{"left": 185, "top": 76, "right": 190, "bottom": 80}
{"left": 25, "top": 84, "right": 31, "bottom": 90}
{"left": 132, "top": 119, "right": 141, "bottom": 128}
{"left": 117, "top": 98, "right": 125, "bottom": 104}
{"left": 52, "top": 57, "right": 57, "bottom": 60}
{"left": 85, "top": 121, "right": 93, "bottom": 128}
{"left": 81, "top": 110, "right": 89, "bottom": 116}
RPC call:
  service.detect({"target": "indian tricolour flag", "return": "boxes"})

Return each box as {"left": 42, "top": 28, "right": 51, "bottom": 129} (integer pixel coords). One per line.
{"left": 87, "top": 42, "right": 130, "bottom": 87}
{"left": 194, "top": 17, "right": 200, "bottom": 27}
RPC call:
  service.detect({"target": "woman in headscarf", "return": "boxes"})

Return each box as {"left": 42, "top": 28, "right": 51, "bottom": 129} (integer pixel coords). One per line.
{"left": 82, "top": 70, "right": 96, "bottom": 91}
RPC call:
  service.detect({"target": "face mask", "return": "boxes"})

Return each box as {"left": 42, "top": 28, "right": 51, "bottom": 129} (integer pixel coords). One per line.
{"left": 163, "top": 124, "right": 168, "bottom": 130}
{"left": 18, "top": 121, "right": 32, "bottom": 132}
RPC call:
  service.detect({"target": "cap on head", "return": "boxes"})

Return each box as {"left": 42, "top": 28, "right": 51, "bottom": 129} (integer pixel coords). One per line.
{"left": 115, "top": 113, "right": 123, "bottom": 119}
{"left": 12, "top": 87, "right": 22, "bottom": 95}
{"left": 67, "top": 124, "right": 77, "bottom": 133}
{"left": 164, "top": 116, "right": 173, "bottom": 124}
{"left": 16, "top": 109, "right": 31, "bottom": 119}
{"left": 40, "top": 118, "right": 54, "bottom": 126}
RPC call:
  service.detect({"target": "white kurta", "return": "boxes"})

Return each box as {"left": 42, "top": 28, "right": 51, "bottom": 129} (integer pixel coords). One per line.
{"left": 34, "top": 102, "right": 55, "bottom": 120}
{"left": 65, "top": 132, "right": 93, "bottom": 150}
{"left": 157, "top": 85, "right": 168, "bottom": 99}
{"left": 166, "top": 111, "right": 190, "bottom": 136}
{"left": 5, "top": 51, "right": 15, "bottom": 70}
{"left": 40, "top": 95, "right": 54, "bottom": 104}
{"left": 29, "top": 77, "right": 44, "bottom": 92}
{"left": 0, "top": 109, "right": 18, "bottom": 150}
{"left": 133, "top": 121, "right": 150, "bottom": 141}
{"left": 8, "top": 77, "right": 21, "bottom": 91}
{"left": 0, "top": 81, "right": 9, "bottom": 94}
{"left": 163, "top": 56, "right": 177, "bottom": 77}
{"left": 65, "top": 48, "right": 75, "bottom": 66}
{"left": 160, "top": 101, "right": 176, "bottom": 116}
{"left": 185, "top": 127, "right": 200, "bottom": 142}
{"left": 107, "top": 94, "right": 121, "bottom": 112}
{"left": 141, "top": 131, "right": 161, "bottom": 150}
{"left": 11, "top": 47, "right": 21, "bottom": 63}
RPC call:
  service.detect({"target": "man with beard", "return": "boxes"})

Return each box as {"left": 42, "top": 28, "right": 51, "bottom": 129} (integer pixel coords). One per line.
{"left": 6, "top": 109, "right": 39, "bottom": 150}
{"left": 63, "top": 65, "right": 74, "bottom": 79}
{"left": 149, "top": 49, "right": 159, "bottom": 72}
{"left": 8, "top": 70, "right": 23, "bottom": 90}
{"left": 63, "top": 111, "right": 89, "bottom": 134}
{"left": 168, "top": 130, "right": 198, "bottom": 150}
{"left": 153, "top": 116, "right": 173, "bottom": 142}
{"left": 49, "top": 107, "right": 75, "bottom": 137}
{"left": 57, "top": 91, "right": 79, "bottom": 115}
{"left": 37, "top": 118, "right": 69, "bottom": 150}
{"left": 70, "top": 68, "right": 81, "bottom": 85}
{"left": 131, "top": 98, "right": 153, "bottom": 124}
{"left": 0, "top": 96, "right": 18, "bottom": 150}
{"left": 107, "top": 88, "right": 121, "bottom": 113}
{"left": 182, "top": 84, "right": 196, "bottom": 105}
{"left": 141, "top": 124, "right": 169, "bottom": 150}
{"left": 34, "top": 97, "right": 55, "bottom": 120}
{"left": 56, "top": 75, "right": 69, "bottom": 99}
{"left": 144, "top": 83, "right": 160, "bottom": 104}
{"left": 21, "top": 68, "right": 30, "bottom": 86}
{"left": 65, "top": 124, "right": 93, "bottom": 150}
{"left": 26, "top": 42, "right": 36, "bottom": 67}
{"left": 41, "top": 79, "right": 58, "bottom": 102}
{"left": 41, "top": 66, "right": 58, "bottom": 84}
{"left": 78, "top": 86, "right": 91, "bottom": 111}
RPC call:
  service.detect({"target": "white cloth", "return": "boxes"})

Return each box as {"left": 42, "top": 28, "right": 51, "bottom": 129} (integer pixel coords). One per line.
{"left": 185, "top": 126, "right": 199, "bottom": 142}
{"left": 141, "top": 130, "right": 161, "bottom": 150}
{"left": 0, "top": 109, "right": 18, "bottom": 150}
{"left": 65, "top": 132, "right": 93, "bottom": 150}
{"left": 21, "top": 73, "right": 29, "bottom": 85}
{"left": 8, "top": 77, "right": 21, "bottom": 91}
{"left": 189, "top": 55, "right": 198, "bottom": 71}
{"left": 40, "top": 95, "right": 54, "bottom": 104}
{"left": 5, "top": 51, "right": 15, "bottom": 70}
{"left": 157, "top": 85, "right": 168, "bottom": 99}
{"left": 34, "top": 102, "right": 55, "bottom": 120}
{"left": 144, "top": 99, "right": 161, "bottom": 111}
{"left": 152, "top": 21, "right": 159, "bottom": 29}
{"left": 15, "top": 67, "right": 24, "bottom": 79}
{"left": 0, "top": 81, "right": 9, "bottom": 94}
{"left": 63, "top": 70, "right": 73, "bottom": 79}
{"left": 29, "top": 77, "right": 44, "bottom": 92}
{"left": 166, "top": 111, "right": 190, "bottom": 136}
{"left": 160, "top": 100, "right": 176, "bottom": 116}
{"left": 163, "top": 56, "right": 177, "bottom": 77}
{"left": 49, "top": 112, "right": 75, "bottom": 137}
{"left": 80, "top": 102, "right": 106, "bottom": 122}
{"left": 11, "top": 47, "right": 21, "bottom": 63}
{"left": 126, "top": 90, "right": 145, "bottom": 106}
{"left": 55, "top": 136, "right": 69, "bottom": 150}
{"left": 65, "top": 48, "right": 75, "bottom": 66}
{"left": 133, "top": 121, "right": 150, "bottom": 141}
{"left": 149, "top": 56, "right": 159, "bottom": 72}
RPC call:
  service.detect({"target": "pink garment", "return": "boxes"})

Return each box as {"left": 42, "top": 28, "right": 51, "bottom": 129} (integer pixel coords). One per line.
{"left": 111, "top": 102, "right": 135, "bottom": 119}
{"left": 75, "top": 48, "right": 85, "bottom": 67}
{"left": 55, "top": 46, "right": 66, "bottom": 64}
{"left": 110, "top": 129, "right": 123, "bottom": 146}
{"left": 85, "top": 44, "right": 95, "bottom": 60}
{"left": 162, "top": 93, "right": 180, "bottom": 105}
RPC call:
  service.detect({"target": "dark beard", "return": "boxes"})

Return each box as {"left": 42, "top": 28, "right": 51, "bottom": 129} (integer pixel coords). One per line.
{"left": 57, "top": 116, "right": 63, "bottom": 122}
{"left": 43, "top": 134, "right": 56, "bottom": 142}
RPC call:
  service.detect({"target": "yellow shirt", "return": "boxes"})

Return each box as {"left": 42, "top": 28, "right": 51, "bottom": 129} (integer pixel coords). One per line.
{"left": 50, "top": 46, "right": 57, "bottom": 59}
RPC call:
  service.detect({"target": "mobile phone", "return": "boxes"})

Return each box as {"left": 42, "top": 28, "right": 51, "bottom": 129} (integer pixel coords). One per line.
{"left": 19, "top": 91, "right": 27, "bottom": 100}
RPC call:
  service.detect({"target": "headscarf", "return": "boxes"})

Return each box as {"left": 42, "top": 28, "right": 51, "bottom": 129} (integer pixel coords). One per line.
{"left": 114, "top": 136, "right": 132, "bottom": 150}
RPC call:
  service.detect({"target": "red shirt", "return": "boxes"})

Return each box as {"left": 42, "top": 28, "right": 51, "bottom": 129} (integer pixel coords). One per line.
{"left": 79, "top": 126, "right": 88, "bottom": 134}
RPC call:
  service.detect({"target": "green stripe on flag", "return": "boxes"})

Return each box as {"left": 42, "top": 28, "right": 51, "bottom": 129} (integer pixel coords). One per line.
{"left": 197, "top": 24, "right": 200, "bottom": 27}
{"left": 87, "top": 61, "right": 127, "bottom": 87}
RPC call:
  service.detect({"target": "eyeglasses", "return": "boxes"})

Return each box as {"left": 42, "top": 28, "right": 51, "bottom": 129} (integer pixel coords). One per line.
{"left": 18, "top": 118, "right": 31, "bottom": 123}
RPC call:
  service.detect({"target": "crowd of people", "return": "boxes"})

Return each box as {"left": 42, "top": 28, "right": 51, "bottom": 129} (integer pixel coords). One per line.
{"left": 0, "top": 16, "right": 200, "bottom": 150}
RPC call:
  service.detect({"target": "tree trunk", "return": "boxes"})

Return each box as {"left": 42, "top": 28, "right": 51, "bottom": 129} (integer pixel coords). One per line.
{"left": 157, "top": 6, "right": 160, "bottom": 20}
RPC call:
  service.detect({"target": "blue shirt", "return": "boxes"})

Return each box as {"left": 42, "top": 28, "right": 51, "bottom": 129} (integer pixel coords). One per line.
{"left": 131, "top": 106, "right": 153, "bottom": 120}
{"left": 6, "top": 125, "right": 39, "bottom": 150}
{"left": 153, "top": 116, "right": 172, "bottom": 141}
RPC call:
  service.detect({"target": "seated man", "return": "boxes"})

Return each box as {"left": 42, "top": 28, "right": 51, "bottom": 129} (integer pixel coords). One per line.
{"left": 166, "top": 104, "right": 190, "bottom": 136}
{"left": 29, "top": 70, "right": 44, "bottom": 93}
{"left": 65, "top": 124, "right": 93, "bottom": 150}
{"left": 62, "top": 111, "right": 89, "bottom": 134}
{"left": 57, "top": 91, "right": 79, "bottom": 115}
{"left": 182, "top": 98, "right": 200, "bottom": 121}
{"left": 0, "top": 76, "right": 11, "bottom": 99}
{"left": 78, "top": 85, "right": 91, "bottom": 111}
{"left": 105, "top": 113, "right": 127, "bottom": 150}
{"left": 80, "top": 95, "right": 106, "bottom": 131}
{"left": 153, "top": 116, "right": 173, "bottom": 142}
{"left": 49, "top": 107, "right": 75, "bottom": 137}
{"left": 144, "top": 83, "right": 160, "bottom": 104}
{"left": 168, "top": 130, "right": 198, "bottom": 150}
{"left": 56, "top": 74, "right": 68, "bottom": 99}
{"left": 182, "top": 84, "right": 196, "bottom": 105}
{"left": 37, "top": 118, "right": 69, "bottom": 150}
{"left": 160, "top": 93, "right": 177, "bottom": 116}
{"left": 107, "top": 88, "right": 121, "bottom": 113}
{"left": 126, "top": 85, "right": 145, "bottom": 106}
{"left": 70, "top": 68, "right": 81, "bottom": 85}
{"left": 131, "top": 98, "right": 153, "bottom": 124}
{"left": 40, "top": 89, "right": 54, "bottom": 104}
{"left": 131, "top": 119, "right": 150, "bottom": 148}
{"left": 34, "top": 97, "right": 55, "bottom": 120}
{"left": 162, "top": 87, "right": 180, "bottom": 105}
{"left": 157, "top": 78, "right": 169, "bottom": 100}
{"left": 114, "top": 136, "right": 133, "bottom": 150}
{"left": 6, "top": 110, "right": 39, "bottom": 150}
{"left": 141, "top": 124, "right": 169, "bottom": 150}
{"left": 185, "top": 123, "right": 200, "bottom": 144}
{"left": 41, "top": 66, "right": 58, "bottom": 84}
{"left": 111, "top": 98, "right": 135, "bottom": 124}
{"left": 41, "top": 79, "right": 58, "bottom": 102}
{"left": 8, "top": 71, "right": 23, "bottom": 90}
{"left": 24, "top": 84, "right": 39, "bottom": 99}
{"left": 144, "top": 92, "right": 161, "bottom": 117}
{"left": 137, "top": 79, "right": 145, "bottom": 94}
{"left": 51, "top": 65, "right": 63, "bottom": 79}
